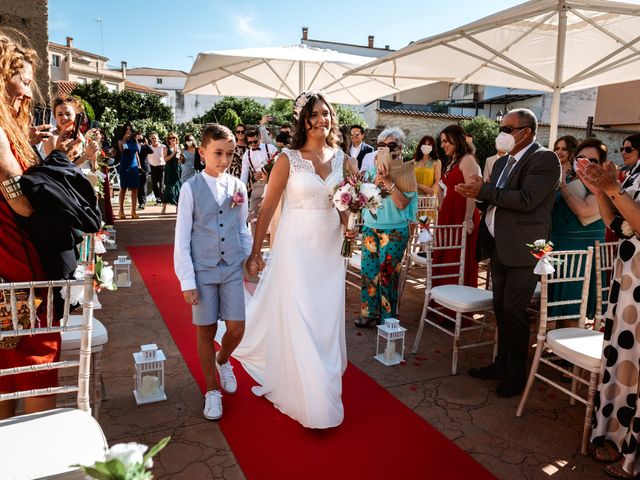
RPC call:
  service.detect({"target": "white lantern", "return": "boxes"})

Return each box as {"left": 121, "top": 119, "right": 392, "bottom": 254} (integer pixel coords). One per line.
{"left": 375, "top": 318, "right": 407, "bottom": 366}
{"left": 114, "top": 255, "right": 131, "bottom": 287}
{"left": 133, "top": 344, "right": 167, "bottom": 404}
{"left": 104, "top": 225, "right": 116, "bottom": 250}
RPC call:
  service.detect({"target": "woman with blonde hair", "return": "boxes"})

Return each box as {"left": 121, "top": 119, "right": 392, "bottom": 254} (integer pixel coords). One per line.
{"left": 0, "top": 30, "right": 97, "bottom": 419}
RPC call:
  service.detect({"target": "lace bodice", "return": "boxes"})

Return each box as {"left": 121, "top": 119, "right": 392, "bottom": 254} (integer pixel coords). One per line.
{"left": 282, "top": 148, "right": 344, "bottom": 210}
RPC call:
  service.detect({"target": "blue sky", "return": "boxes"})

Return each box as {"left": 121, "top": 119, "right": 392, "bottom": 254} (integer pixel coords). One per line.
{"left": 49, "top": 0, "right": 530, "bottom": 72}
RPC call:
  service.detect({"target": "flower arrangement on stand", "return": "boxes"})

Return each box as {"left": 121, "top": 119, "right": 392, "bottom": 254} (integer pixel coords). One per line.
{"left": 76, "top": 436, "right": 170, "bottom": 480}
{"left": 332, "top": 172, "right": 385, "bottom": 257}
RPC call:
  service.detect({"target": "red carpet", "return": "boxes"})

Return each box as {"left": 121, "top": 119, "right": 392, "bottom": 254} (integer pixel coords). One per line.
{"left": 129, "top": 245, "right": 496, "bottom": 480}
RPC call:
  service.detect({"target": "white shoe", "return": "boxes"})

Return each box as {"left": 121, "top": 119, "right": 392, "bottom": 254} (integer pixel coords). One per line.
{"left": 216, "top": 359, "right": 237, "bottom": 394}
{"left": 203, "top": 390, "right": 223, "bottom": 420}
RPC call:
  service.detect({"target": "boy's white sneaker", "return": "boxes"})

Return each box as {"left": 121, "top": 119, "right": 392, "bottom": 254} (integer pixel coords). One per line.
{"left": 216, "top": 359, "right": 237, "bottom": 394}
{"left": 203, "top": 390, "right": 223, "bottom": 420}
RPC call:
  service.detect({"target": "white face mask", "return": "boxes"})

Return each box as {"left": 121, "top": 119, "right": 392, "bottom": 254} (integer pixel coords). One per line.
{"left": 186, "top": 140, "right": 193, "bottom": 147}
{"left": 495, "top": 132, "right": 516, "bottom": 154}
{"left": 420, "top": 144, "right": 433, "bottom": 156}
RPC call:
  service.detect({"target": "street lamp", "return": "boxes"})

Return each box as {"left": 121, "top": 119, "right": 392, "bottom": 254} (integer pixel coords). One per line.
{"left": 95, "top": 18, "right": 104, "bottom": 56}
{"left": 495, "top": 110, "right": 503, "bottom": 123}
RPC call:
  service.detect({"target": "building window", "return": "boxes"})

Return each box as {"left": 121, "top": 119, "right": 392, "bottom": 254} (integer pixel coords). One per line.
{"left": 77, "top": 77, "right": 88, "bottom": 84}
{"left": 51, "top": 54, "right": 60, "bottom": 68}
{"left": 106, "top": 83, "right": 118, "bottom": 92}
{"left": 156, "top": 78, "right": 163, "bottom": 85}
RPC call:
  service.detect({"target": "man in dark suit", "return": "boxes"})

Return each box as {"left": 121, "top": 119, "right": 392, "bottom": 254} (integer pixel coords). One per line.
{"left": 455, "top": 108, "right": 560, "bottom": 398}
{"left": 349, "top": 125, "right": 374, "bottom": 170}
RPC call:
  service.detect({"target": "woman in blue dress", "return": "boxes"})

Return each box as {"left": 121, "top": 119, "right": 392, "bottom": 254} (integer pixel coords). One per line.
{"left": 117, "top": 124, "right": 141, "bottom": 219}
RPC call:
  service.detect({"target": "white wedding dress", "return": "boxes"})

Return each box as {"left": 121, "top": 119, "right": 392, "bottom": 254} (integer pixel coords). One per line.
{"left": 234, "top": 147, "right": 347, "bottom": 429}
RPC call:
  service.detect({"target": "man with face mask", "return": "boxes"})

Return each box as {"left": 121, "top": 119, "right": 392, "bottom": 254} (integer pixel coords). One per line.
{"left": 455, "top": 108, "right": 560, "bottom": 398}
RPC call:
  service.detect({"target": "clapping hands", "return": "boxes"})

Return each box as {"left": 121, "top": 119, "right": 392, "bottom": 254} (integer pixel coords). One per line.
{"left": 454, "top": 175, "right": 484, "bottom": 198}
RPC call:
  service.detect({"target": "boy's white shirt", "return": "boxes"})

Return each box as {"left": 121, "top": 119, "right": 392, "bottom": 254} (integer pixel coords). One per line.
{"left": 174, "top": 171, "right": 252, "bottom": 291}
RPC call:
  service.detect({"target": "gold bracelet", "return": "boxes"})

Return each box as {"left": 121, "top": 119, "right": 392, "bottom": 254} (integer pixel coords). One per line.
{"left": 387, "top": 182, "right": 396, "bottom": 194}
{"left": 0, "top": 175, "right": 23, "bottom": 200}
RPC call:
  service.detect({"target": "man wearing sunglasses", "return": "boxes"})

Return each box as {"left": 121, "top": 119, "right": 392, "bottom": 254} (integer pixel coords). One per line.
{"left": 240, "top": 129, "right": 278, "bottom": 226}
{"left": 455, "top": 108, "right": 560, "bottom": 398}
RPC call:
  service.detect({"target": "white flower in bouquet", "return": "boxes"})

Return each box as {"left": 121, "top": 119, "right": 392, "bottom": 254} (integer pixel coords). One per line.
{"left": 621, "top": 220, "right": 636, "bottom": 238}
{"left": 533, "top": 239, "right": 547, "bottom": 249}
{"left": 332, "top": 186, "right": 355, "bottom": 212}
{"left": 106, "top": 442, "right": 150, "bottom": 469}
{"left": 100, "top": 265, "right": 115, "bottom": 288}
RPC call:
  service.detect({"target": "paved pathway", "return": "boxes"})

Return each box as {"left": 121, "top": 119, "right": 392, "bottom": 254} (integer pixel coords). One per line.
{"left": 95, "top": 203, "right": 607, "bottom": 479}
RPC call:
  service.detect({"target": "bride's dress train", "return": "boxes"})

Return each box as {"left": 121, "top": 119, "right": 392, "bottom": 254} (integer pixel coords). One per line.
{"left": 233, "top": 148, "right": 347, "bottom": 429}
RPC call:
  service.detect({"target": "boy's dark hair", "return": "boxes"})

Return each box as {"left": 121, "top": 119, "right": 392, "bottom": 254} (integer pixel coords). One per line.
{"left": 201, "top": 124, "right": 235, "bottom": 147}
{"left": 245, "top": 128, "right": 259, "bottom": 139}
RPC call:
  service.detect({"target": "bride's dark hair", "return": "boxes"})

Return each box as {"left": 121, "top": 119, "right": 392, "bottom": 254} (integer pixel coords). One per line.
{"left": 289, "top": 91, "right": 340, "bottom": 150}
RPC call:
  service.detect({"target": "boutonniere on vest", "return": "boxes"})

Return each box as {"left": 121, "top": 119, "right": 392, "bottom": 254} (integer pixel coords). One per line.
{"left": 526, "top": 239, "right": 562, "bottom": 274}
{"left": 231, "top": 187, "right": 245, "bottom": 208}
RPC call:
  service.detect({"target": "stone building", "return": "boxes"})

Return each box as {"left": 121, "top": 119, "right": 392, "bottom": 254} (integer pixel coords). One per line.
{"left": 0, "top": 0, "right": 50, "bottom": 103}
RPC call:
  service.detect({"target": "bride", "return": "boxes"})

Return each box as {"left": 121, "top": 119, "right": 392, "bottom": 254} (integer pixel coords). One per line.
{"left": 234, "top": 91, "right": 356, "bottom": 429}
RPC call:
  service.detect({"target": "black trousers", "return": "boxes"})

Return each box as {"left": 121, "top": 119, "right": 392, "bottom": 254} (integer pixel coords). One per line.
{"left": 150, "top": 165, "right": 164, "bottom": 202}
{"left": 138, "top": 170, "right": 148, "bottom": 206}
{"left": 489, "top": 245, "right": 538, "bottom": 381}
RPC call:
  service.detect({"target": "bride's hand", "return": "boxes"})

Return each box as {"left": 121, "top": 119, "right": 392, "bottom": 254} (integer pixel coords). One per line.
{"left": 246, "top": 253, "right": 265, "bottom": 276}
{"left": 344, "top": 226, "right": 358, "bottom": 240}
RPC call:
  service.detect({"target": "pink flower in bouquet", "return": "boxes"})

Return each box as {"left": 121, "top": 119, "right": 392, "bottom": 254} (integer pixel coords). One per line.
{"left": 358, "top": 193, "right": 368, "bottom": 208}
{"left": 340, "top": 191, "right": 353, "bottom": 206}
{"left": 231, "top": 190, "right": 245, "bottom": 208}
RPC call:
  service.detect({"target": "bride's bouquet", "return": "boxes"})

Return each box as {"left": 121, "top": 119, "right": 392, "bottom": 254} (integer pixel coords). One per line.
{"left": 333, "top": 172, "right": 384, "bottom": 257}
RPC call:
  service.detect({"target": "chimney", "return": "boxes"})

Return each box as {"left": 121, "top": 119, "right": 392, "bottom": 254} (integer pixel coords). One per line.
{"left": 302, "top": 27, "right": 308, "bottom": 41}
{"left": 66, "top": 36, "right": 73, "bottom": 48}
{"left": 368, "top": 35, "right": 374, "bottom": 48}
{"left": 121, "top": 61, "right": 127, "bottom": 77}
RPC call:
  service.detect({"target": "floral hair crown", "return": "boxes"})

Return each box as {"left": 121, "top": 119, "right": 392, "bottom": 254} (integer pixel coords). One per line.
{"left": 293, "top": 90, "right": 323, "bottom": 121}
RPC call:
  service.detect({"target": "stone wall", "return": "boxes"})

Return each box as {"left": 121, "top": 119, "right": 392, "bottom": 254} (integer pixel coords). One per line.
{"left": 0, "top": 0, "right": 50, "bottom": 104}
{"left": 375, "top": 111, "right": 635, "bottom": 164}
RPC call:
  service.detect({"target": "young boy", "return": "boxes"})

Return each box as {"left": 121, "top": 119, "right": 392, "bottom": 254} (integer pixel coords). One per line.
{"left": 174, "top": 124, "right": 251, "bottom": 420}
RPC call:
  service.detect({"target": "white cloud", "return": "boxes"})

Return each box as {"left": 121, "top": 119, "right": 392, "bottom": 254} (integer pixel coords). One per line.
{"left": 232, "top": 15, "right": 275, "bottom": 45}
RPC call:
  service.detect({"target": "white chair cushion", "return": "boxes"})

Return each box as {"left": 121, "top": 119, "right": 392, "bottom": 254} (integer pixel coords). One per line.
{"left": 430, "top": 285, "right": 494, "bottom": 312}
{"left": 0, "top": 408, "right": 107, "bottom": 478}
{"left": 546, "top": 328, "right": 603, "bottom": 370}
{"left": 61, "top": 315, "right": 108, "bottom": 351}
{"left": 410, "top": 251, "right": 428, "bottom": 266}
{"left": 349, "top": 252, "right": 361, "bottom": 270}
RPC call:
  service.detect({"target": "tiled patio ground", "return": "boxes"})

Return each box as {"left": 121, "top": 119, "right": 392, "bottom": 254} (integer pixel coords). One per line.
{"left": 94, "top": 202, "right": 608, "bottom": 479}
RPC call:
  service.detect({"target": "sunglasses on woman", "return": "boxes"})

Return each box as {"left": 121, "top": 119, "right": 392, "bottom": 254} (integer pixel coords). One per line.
{"left": 377, "top": 142, "right": 399, "bottom": 152}
{"left": 236, "top": 129, "right": 245, "bottom": 134}
{"left": 575, "top": 155, "right": 602, "bottom": 165}
{"left": 620, "top": 146, "right": 637, "bottom": 154}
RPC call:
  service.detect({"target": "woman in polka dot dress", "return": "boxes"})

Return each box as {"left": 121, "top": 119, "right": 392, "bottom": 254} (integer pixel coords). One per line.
{"left": 577, "top": 133, "right": 640, "bottom": 480}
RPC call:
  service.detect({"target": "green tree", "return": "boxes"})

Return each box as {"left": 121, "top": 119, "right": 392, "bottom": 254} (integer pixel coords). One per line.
{"left": 333, "top": 104, "right": 366, "bottom": 129}
{"left": 193, "top": 96, "right": 266, "bottom": 125}
{"left": 219, "top": 110, "right": 242, "bottom": 131}
{"left": 266, "top": 99, "right": 294, "bottom": 125}
{"left": 71, "top": 80, "right": 111, "bottom": 119}
{"left": 461, "top": 115, "right": 500, "bottom": 170}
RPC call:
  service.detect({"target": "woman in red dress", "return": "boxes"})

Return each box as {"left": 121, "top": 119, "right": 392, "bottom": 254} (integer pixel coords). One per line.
{"left": 0, "top": 31, "right": 81, "bottom": 419}
{"left": 434, "top": 125, "right": 480, "bottom": 287}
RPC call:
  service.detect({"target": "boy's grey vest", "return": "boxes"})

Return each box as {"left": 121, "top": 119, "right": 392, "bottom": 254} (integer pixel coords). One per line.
{"left": 189, "top": 174, "right": 245, "bottom": 270}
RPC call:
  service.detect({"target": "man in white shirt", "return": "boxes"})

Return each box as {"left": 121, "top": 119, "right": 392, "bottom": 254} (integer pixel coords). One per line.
{"left": 240, "top": 129, "right": 278, "bottom": 224}
{"left": 349, "top": 125, "right": 374, "bottom": 170}
{"left": 148, "top": 133, "right": 166, "bottom": 205}
{"left": 455, "top": 108, "right": 560, "bottom": 398}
